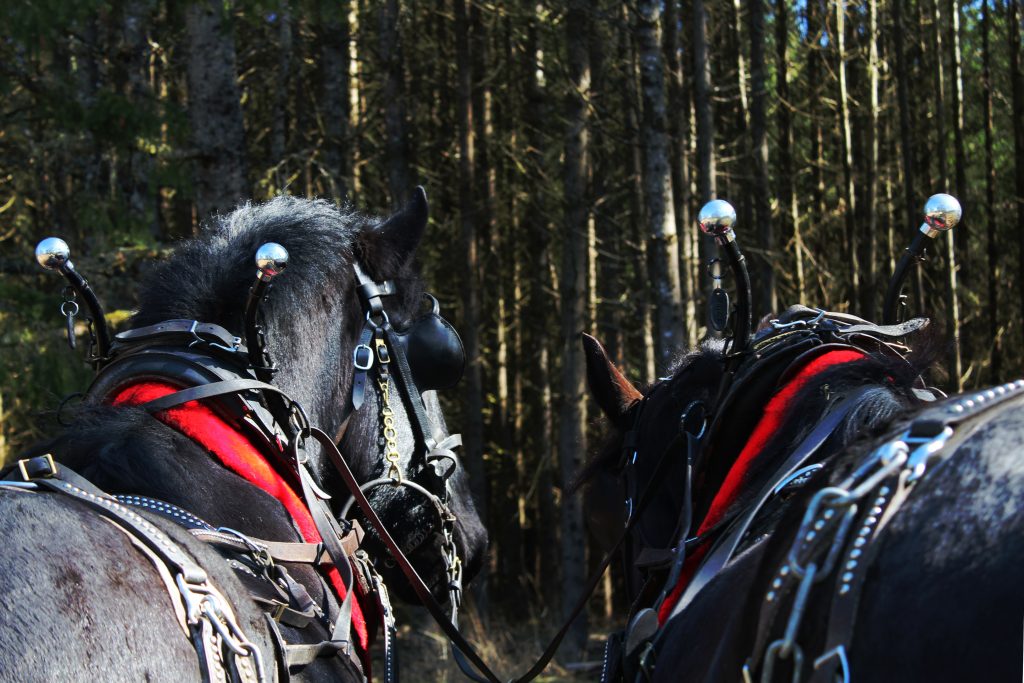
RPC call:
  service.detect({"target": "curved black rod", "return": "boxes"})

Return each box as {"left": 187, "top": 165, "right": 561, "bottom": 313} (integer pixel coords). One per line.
{"left": 882, "top": 232, "right": 929, "bottom": 325}
{"left": 58, "top": 263, "right": 112, "bottom": 363}
{"left": 721, "top": 238, "right": 752, "bottom": 357}
{"left": 244, "top": 278, "right": 272, "bottom": 380}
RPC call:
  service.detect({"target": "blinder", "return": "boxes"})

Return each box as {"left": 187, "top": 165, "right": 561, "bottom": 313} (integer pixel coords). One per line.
{"left": 394, "top": 294, "right": 465, "bottom": 392}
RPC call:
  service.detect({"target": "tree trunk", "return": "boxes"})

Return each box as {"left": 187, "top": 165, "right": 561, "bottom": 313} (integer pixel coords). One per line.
{"left": 748, "top": 0, "right": 774, "bottom": 316}
{"left": 692, "top": 0, "right": 717, "bottom": 324}
{"left": 623, "top": 5, "right": 657, "bottom": 382}
{"left": 693, "top": 0, "right": 715, "bottom": 206}
{"left": 982, "top": 0, "right": 1001, "bottom": 381}
{"left": 807, "top": 0, "right": 826, "bottom": 222}
{"left": 559, "top": 0, "right": 591, "bottom": 657}
{"left": 836, "top": 0, "right": 859, "bottom": 311}
{"left": 663, "top": 0, "right": 697, "bottom": 346}
{"left": 453, "top": 0, "right": 487, "bottom": 588}
{"left": 379, "top": 0, "right": 413, "bottom": 207}
{"left": 271, "top": 0, "right": 292, "bottom": 190}
{"left": 592, "top": 5, "right": 625, "bottom": 360}
{"left": 729, "top": 0, "right": 750, "bottom": 237}
{"left": 864, "top": 0, "right": 881, "bottom": 320}
{"left": 775, "top": 0, "right": 804, "bottom": 302}
{"left": 932, "top": 0, "right": 963, "bottom": 389}
{"left": 1010, "top": 0, "right": 1024, "bottom": 357}
{"left": 522, "top": 0, "right": 558, "bottom": 602}
{"left": 637, "top": 0, "right": 684, "bottom": 369}
{"left": 892, "top": 0, "right": 921, "bottom": 310}
{"left": 319, "top": 0, "right": 351, "bottom": 202}
{"left": 184, "top": 0, "right": 248, "bottom": 221}
{"left": 949, "top": 0, "right": 968, "bottom": 277}
{"left": 119, "top": 0, "right": 158, "bottom": 238}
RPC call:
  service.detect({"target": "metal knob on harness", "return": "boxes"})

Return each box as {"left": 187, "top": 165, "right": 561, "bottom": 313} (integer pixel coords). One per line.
{"left": 32, "top": 237, "right": 111, "bottom": 363}
{"left": 35, "top": 237, "right": 72, "bottom": 271}
{"left": 920, "top": 193, "right": 962, "bottom": 238}
{"left": 882, "top": 193, "right": 962, "bottom": 324}
{"left": 698, "top": 200, "right": 738, "bottom": 243}
{"left": 255, "top": 243, "right": 289, "bottom": 281}
{"left": 698, "top": 199, "right": 751, "bottom": 357}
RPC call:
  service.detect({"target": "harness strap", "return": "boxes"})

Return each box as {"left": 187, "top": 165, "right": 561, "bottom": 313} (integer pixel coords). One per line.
{"left": 351, "top": 323, "right": 376, "bottom": 411}
{"left": 115, "top": 319, "right": 245, "bottom": 351}
{"left": 664, "top": 386, "right": 873, "bottom": 624}
{"left": 192, "top": 526, "right": 364, "bottom": 565}
{"left": 295, "top": 461, "right": 358, "bottom": 650}
{"left": 383, "top": 322, "right": 440, "bottom": 449}
{"left": 135, "top": 378, "right": 285, "bottom": 414}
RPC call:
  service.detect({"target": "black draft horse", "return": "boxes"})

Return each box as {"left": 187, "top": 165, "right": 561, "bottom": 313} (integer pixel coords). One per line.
{"left": 0, "top": 192, "right": 486, "bottom": 682}
{"left": 582, "top": 311, "right": 1024, "bottom": 683}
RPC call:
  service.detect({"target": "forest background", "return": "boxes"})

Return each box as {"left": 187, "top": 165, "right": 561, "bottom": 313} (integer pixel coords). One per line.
{"left": 2, "top": 0, "right": 1024, "bottom": 676}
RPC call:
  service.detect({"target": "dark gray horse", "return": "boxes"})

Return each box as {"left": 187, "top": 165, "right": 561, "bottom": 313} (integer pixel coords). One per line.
{"left": 0, "top": 192, "right": 486, "bottom": 681}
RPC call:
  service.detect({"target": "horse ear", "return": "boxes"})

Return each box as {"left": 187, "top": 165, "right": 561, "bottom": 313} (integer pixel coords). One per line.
{"left": 377, "top": 186, "right": 429, "bottom": 263}
{"left": 582, "top": 332, "right": 642, "bottom": 430}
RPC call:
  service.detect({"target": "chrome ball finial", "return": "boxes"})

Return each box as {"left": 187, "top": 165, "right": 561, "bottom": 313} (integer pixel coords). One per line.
{"left": 255, "top": 243, "right": 289, "bottom": 281}
{"left": 35, "top": 237, "right": 71, "bottom": 271}
{"left": 698, "top": 200, "right": 738, "bottom": 242}
{"left": 920, "top": 193, "right": 962, "bottom": 238}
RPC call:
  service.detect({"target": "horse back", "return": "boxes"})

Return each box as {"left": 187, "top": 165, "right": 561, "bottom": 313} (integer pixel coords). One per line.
{"left": 0, "top": 487, "right": 277, "bottom": 682}
{"left": 852, "top": 400, "right": 1024, "bottom": 681}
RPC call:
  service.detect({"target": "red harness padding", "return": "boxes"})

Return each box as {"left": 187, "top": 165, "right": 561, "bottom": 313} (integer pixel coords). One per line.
{"left": 112, "top": 382, "right": 370, "bottom": 656}
{"left": 657, "top": 349, "right": 865, "bottom": 624}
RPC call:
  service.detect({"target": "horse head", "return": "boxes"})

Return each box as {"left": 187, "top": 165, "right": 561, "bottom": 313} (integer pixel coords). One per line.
{"left": 580, "top": 333, "right": 724, "bottom": 605}
{"left": 128, "top": 189, "right": 486, "bottom": 601}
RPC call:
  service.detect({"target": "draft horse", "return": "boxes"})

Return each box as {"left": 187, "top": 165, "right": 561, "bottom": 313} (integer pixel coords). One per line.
{"left": 582, "top": 198, "right": 1024, "bottom": 682}
{"left": 0, "top": 191, "right": 486, "bottom": 682}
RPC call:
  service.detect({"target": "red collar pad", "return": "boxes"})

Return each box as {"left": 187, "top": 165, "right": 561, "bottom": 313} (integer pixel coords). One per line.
{"left": 113, "top": 382, "right": 370, "bottom": 654}
{"left": 657, "top": 348, "right": 865, "bottom": 624}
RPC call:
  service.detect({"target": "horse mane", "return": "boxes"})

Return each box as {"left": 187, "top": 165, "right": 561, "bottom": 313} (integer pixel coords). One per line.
{"left": 692, "top": 327, "right": 945, "bottom": 521}
{"left": 760, "top": 328, "right": 944, "bottom": 460}
{"left": 131, "top": 196, "right": 424, "bottom": 332}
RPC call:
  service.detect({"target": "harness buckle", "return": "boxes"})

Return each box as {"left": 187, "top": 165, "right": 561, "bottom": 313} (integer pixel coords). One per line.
{"left": 353, "top": 344, "right": 374, "bottom": 371}
{"left": 17, "top": 454, "right": 57, "bottom": 481}
{"left": 375, "top": 338, "right": 391, "bottom": 364}
{"left": 270, "top": 601, "right": 288, "bottom": 622}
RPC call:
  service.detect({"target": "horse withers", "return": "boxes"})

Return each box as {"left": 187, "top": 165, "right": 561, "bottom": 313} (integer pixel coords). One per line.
{"left": 582, "top": 315, "right": 1024, "bottom": 681}
{"left": 0, "top": 191, "right": 486, "bottom": 682}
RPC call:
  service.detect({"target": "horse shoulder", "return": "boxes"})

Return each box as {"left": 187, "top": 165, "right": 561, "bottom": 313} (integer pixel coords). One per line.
{"left": 851, "top": 401, "right": 1024, "bottom": 680}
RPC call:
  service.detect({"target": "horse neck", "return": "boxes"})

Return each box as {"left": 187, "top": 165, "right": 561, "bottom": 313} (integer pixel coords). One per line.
{"left": 692, "top": 362, "right": 906, "bottom": 536}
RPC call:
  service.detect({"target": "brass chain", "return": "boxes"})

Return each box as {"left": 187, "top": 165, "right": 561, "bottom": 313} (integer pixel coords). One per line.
{"left": 378, "top": 374, "right": 402, "bottom": 482}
